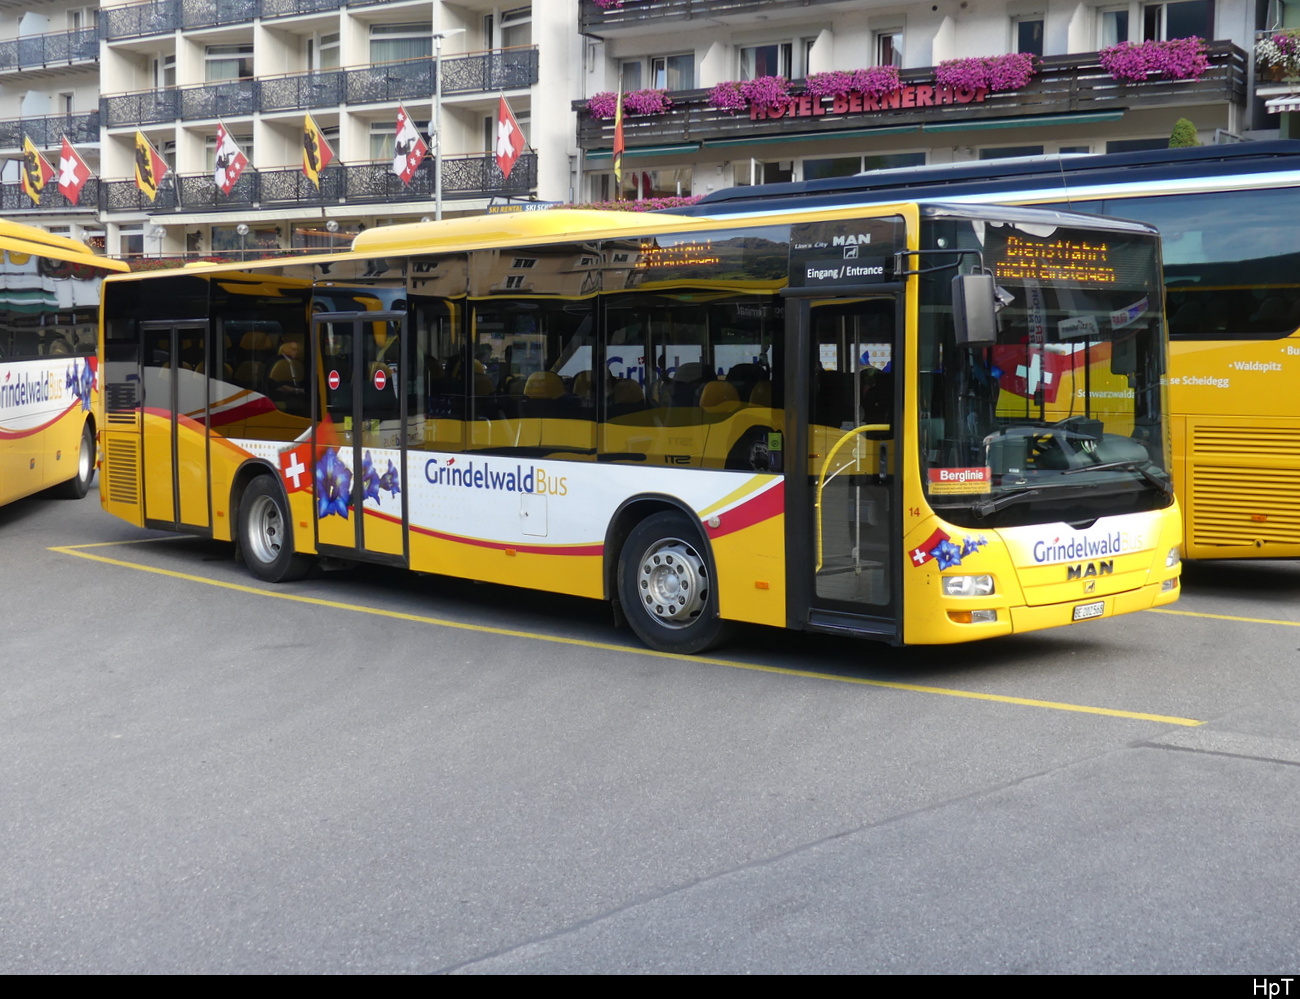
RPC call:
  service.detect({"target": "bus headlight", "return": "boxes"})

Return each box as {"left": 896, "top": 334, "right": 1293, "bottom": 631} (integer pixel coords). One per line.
{"left": 942, "top": 574, "right": 995, "bottom": 597}
{"left": 1166, "top": 547, "right": 1181, "bottom": 568}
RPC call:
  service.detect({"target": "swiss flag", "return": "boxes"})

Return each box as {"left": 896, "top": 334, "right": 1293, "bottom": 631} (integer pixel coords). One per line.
{"left": 279, "top": 444, "right": 311, "bottom": 494}
{"left": 494, "top": 96, "right": 526, "bottom": 180}
{"left": 213, "top": 122, "right": 249, "bottom": 195}
{"left": 908, "top": 528, "right": 950, "bottom": 568}
{"left": 392, "top": 104, "right": 427, "bottom": 185}
{"left": 58, "top": 137, "right": 91, "bottom": 206}
{"left": 992, "top": 345, "right": 1075, "bottom": 404}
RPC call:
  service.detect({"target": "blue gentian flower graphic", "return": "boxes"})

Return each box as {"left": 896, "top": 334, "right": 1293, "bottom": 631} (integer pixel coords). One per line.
{"left": 65, "top": 360, "right": 94, "bottom": 412}
{"left": 932, "top": 538, "right": 964, "bottom": 570}
{"left": 960, "top": 535, "right": 988, "bottom": 558}
{"left": 379, "top": 460, "right": 401, "bottom": 500}
{"left": 361, "top": 450, "right": 381, "bottom": 504}
{"left": 315, "top": 448, "right": 351, "bottom": 519}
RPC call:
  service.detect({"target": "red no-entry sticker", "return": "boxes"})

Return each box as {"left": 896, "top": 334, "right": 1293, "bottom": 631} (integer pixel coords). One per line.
{"left": 373, "top": 369, "right": 387, "bottom": 391}
{"left": 328, "top": 369, "right": 341, "bottom": 390}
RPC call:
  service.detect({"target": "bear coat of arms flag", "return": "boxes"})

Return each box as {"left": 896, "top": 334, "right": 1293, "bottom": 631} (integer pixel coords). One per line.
{"left": 392, "top": 104, "right": 427, "bottom": 186}
{"left": 58, "top": 137, "right": 92, "bottom": 206}
{"left": 302, "top": 113, "right": 334, "bottom": 190}
{"left": 21, "top": 135, "right": 55, "bottom": 206}
{"left": 494, "top": 96, "right": 526, "bottom": 180}
{"left": 213, "top": 122, "right": 249, "bottom": 195}
{"left": 134, "top": 130, "right": 169, "bottom": 202}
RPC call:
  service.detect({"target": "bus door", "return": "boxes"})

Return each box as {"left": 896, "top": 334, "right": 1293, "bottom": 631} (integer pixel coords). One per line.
{"left": 788, "top": 296, "right": 902, "bottom": 639}
{"left": 140, "top": 321, "right": 210, "bottom": 531}
{"left": 312, "top": 311, "right": 407, "bottom": 564}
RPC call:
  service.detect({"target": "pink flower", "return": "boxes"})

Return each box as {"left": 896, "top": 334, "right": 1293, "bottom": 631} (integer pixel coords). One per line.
{"left": 708, "top": 80, "right": 746, "bottom": 111}
{"left": 586, "top": 89, "right": 673, "bottom": 119}
{"left": 1099, "top": 37, "right": 1209, "bottom": 82}
{"left": 806, "top": 66, "right": 901, "bottom": 100}
{"left": 936, "top": 53, "right": 1036, "bottom": 92}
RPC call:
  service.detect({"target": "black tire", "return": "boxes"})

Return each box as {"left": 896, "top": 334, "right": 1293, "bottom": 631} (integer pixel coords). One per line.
{"left": 50, "top": 421, "right": 95, "bottom": 499}
{"left": 617, "top": 510, "right": 730, "bottom": 654}
{"left": 238, "top": 476, "right": 313, "bottom": 583}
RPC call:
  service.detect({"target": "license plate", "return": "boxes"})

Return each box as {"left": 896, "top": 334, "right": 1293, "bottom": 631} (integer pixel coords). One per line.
{"left": 1072, "top": 600, "right": 1105, "bottom": 621}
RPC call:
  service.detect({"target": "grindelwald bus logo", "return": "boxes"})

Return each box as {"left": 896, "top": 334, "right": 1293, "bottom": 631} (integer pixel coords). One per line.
{"left": 425, "top": 457, "right": 568, "bottom": 496}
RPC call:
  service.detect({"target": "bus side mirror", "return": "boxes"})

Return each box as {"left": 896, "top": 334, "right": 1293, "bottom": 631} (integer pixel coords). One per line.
{"left": 952, "top": 274, "right": 1001, "bottom": 346}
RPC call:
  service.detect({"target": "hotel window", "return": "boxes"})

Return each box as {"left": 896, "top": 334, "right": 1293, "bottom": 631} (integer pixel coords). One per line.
{"left": 802, "top": 152, "right": 926, "bottom": 180}
{"left": 652, "top": 54, "right": 694, "bottom": 89}
{"left": 978, "top": 144, "right": 1045, "bottom": 159}
{"left": 485, "top": 7, "right": 532, "bottom": 49}
{"left": 370, "top": 23, "right": 432, "bottom": 64}
{"left": 153, "top": 54, "right": 175, "bottom": 90}
{"left": 1273, "top": 0, "right": 1300, "bottom": 28}
{"left": 620, "top": 54, "right": 695, "bottom": 90}
{"left": 205, "top": 44, "right": 253, "bottom": 82}
{"left": 1100, "top": 6, "right": 1131, "bottom": 45}
{"left": 308, "top": 33, "right": 341, "bottom": 72}
{"left": 875, "top": 30, "right": 904, "bottom": 67}
{"left": 592, "top": 167, "right": 692, "bottom": 202}
{"left": 1014, "top": 16, "right": 1045, "bottom": 56}
{"left": 619, "top": 60, "right": 644, "bottom": 90}
{"left": 1142, "top": 1, "right": 1214, "bottom": 40}
{"left": 740, "top": 42, "right": 793, "bottom": 80}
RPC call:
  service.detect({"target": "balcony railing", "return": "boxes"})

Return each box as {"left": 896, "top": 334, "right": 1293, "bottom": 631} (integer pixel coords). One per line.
{"left": 101, "top": 0, "right": 404, "bottom": 40}
{"left": 575, "top": 42, "right": 1247, "bottom": 150}
{"left": 580, "top": 0, "right": 852, "bottom": 35}
{"left": 0, "top": 178, "right": 101, "bottom": 214}
{"left": 103, "top": 49, "right": 539, "bottom": 126}
{"left": 81, "top": 152, "right": 537, "bottom": 215}
{"left": 0, "top": 111, "right": 99, "bottom": 151}
{"left": 0, "top": 28, "right": 99, "bottom": 72}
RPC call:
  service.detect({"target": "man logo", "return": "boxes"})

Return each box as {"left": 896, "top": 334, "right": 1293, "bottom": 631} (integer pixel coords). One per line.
{"left": 1067, "top": 560, "right": 1113, "bottom": 581}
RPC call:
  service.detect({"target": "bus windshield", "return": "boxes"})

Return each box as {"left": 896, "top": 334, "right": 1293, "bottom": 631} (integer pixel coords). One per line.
{"left": 918, "top": 211, "right": 1169, "bottom": 528}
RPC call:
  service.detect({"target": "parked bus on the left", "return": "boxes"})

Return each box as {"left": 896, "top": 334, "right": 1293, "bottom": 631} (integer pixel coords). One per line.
{"left": 0, "top": 220, "right": 128, "bottom": 506}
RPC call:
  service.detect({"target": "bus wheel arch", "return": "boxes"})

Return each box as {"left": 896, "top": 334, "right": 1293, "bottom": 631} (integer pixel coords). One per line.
{"left": 235, "top": 469, "right": 313, "bottom": 583}
{"left": 609, "top": 499, "right": 730, "bottom": 654}
{"left": 49, "top": 417, "right": 96, "bottom": 499}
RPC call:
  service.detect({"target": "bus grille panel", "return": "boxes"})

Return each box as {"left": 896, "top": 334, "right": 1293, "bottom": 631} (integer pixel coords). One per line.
{"left": 1190, "top": 464, "right": 1300, "bottom": 547}
{"left": 104, "top": 438, "right": 140, "bottom": 506}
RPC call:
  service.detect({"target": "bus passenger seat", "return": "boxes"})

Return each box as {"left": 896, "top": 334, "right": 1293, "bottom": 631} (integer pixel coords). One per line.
{"left": 697, "top": 379, "right": 739, "bottom": 411}
{"left": 749, "top": 380, "right": 772, "bottom": 407}
{"left": 523, "top": 371, "right": 564, "bottom": 399}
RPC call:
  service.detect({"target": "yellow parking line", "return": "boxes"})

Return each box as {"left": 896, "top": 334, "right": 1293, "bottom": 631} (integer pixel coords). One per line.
{"left": 53, "top": 540, "right": 1204, "bottom": 728}
{"left": 1150, "top": 607, "right": 1300, "bottom": 627}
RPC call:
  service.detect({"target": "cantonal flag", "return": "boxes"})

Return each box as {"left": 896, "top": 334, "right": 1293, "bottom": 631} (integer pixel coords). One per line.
{"left": 392, "top": 104, "right": 427, "bottom": 185}
{"left": 302, "top": 113, "right": 334, "bottom": 190}
{"left": 213, "top": 122, "right": 249, "bottom": 195}
{"left": 21, "top": 135, "right": 55, "bottom": 206}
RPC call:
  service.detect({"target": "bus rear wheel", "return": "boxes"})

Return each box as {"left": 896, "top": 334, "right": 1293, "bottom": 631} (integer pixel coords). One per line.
{"left": 50, "top": 422, "right": 95, "bottom": 499}
{"left": 618, "top": 511, "right": 729, "bottom": 654}
{"left": 238, "top": 476, "right": 312, "bottom": 583}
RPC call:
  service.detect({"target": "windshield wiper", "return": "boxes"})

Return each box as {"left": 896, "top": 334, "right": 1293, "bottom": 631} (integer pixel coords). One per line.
{"left": 971, "top": 486, "right": 1042, "bottom": 518}
{"left": 1059, "top": 459, "right": 1173, "bottom": 498}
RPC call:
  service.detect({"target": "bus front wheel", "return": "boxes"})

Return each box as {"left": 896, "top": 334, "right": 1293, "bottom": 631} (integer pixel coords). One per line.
{"left": 618, "top": 511, "right": 729, "bottom": 654}
{"left": 50, "top": 422, "right": 95, "bottom": 499}
{"left": 238, "top": 476, "right": 312, "bottom": 583}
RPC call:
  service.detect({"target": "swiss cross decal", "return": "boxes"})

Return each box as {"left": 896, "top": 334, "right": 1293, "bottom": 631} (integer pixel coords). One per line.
{"left": 279, "top": 445, "right": 310, "bottom": 494}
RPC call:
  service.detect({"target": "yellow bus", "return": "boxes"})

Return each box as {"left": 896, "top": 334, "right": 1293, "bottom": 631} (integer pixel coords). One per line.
{"left": 0, "top": 220, "right": 127, "bottom": 507}
{"left": 677, "top": 141, "right": 1300, "bottom": 562}
{"left": 97, "top": 203, "right": 1181, "bottom": 652}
